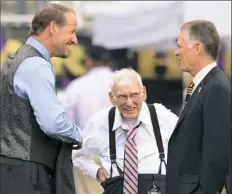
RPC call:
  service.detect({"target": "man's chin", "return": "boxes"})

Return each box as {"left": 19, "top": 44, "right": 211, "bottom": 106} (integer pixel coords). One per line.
{"left": 57, "top": 53, "right": 69, "bottom": 59}
{"left": 123, "top": 112, "right": 138, "bottom": 120}
{"left": 63, "top": 54, "right": 69, "bottom": 58}
{"left": 179, "top": 65, "right": 187, "bottom": 72}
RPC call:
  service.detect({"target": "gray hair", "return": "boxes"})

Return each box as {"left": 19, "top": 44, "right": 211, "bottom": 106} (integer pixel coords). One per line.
{"left": 181, "top": 20, "right": 220, "bottom": 60}
{"left": 29, "top": 3, "right": 75, "bottom": 36}
{"left": 110, "top": 68, "right": 143, "bottom": 91}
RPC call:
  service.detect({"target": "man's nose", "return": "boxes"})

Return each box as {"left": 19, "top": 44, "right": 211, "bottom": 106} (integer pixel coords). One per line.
{"left": 71, "top": 35, "right": 78, "bottom": 44}
{"left": 125, "top": 96, "right": 133, "bottom": 105}
{"left": 174, "top": 49, "right": 179, "bottom": 56}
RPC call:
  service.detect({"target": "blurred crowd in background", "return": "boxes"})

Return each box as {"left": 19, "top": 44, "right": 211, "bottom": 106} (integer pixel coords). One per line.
{"left": 1, "top": 1, "right": 231, "bottom": 116}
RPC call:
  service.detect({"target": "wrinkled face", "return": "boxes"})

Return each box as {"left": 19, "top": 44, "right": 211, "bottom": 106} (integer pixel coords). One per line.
{"left": 175, "top": 29, "right": 198, "bottom": 73}
{"left": 109, "top": 81, "right": 147, "bottom": 120}
{"left": 51, "top": 11, "right": 78, "bottom": 58}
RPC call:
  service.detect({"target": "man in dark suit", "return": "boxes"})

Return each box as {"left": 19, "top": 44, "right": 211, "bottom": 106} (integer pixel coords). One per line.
{"left": 165, "top": 20, "right": 231, "bottom": 194}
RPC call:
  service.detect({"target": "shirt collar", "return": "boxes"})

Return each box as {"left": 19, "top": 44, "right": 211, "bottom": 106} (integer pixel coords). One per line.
{"left": 193, "top": 61, "right": 217, "bottom": 87}
{"left": 112, "top": 102, "right": 151, "bottom": 131}
{"left": 26, "top": 37, "right": 51, "bottom": 62}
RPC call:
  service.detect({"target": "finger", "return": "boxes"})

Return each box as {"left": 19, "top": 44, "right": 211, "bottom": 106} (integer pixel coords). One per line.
{"left": 99, "top": 175, "right": 107, "bottom": 183}
{"left": 104, "top": 171, "right": 110, "bottom": 179}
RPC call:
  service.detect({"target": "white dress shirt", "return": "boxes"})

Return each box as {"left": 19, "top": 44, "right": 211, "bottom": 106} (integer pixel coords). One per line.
{"left": 58, "top": 66, "right": 113, "bottom": 130}
{"left": 192, "top": 62, "right": 217, "bottom": 92}
{"left": 72, "top": 102, "right": 178, "bottom": 179}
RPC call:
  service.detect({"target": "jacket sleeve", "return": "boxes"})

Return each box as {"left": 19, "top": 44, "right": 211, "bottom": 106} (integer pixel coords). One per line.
{"left": 196, "top": 83, "right": 231, "bottom": 193}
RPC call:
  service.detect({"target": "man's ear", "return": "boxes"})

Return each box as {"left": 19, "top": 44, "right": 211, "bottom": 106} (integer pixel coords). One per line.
{"left": 195, "top": 42, "right": 203, "bottom": 56}
{"left": 109, "top": 92, "right": 116, "bottom": 105}
{"left": 142, "top": 86, "right": 147, "bottom": 101}
{"left": 48, "top": 21, "right": 58, "bottom": 36}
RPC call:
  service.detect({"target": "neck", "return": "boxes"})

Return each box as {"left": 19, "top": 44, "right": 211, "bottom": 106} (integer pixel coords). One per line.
{"left": 121, "top": 114, "right": 137, "bottom": 124}
{"left": 31, "top": 35, "right": 53, "bottom": 57}
{"left": 124, "top": 118, "right": 136, "bottom": 122}
{"left": 123, "top": 118, "right": 137, "bottom": 128}
{"left": 190, "top": 57, "right": 215, "bottom": 77}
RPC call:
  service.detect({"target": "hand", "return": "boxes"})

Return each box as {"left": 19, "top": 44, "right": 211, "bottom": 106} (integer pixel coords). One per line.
{"left": 97, "top": 167, "right": 110, "bottom": 183}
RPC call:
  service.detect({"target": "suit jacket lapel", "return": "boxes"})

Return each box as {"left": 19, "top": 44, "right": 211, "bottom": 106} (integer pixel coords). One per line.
{"left": 175, "top": 84, "right": 201, "bottom": 129}
{"left": 175, "top": 66, "right": 220, "bottom": 130}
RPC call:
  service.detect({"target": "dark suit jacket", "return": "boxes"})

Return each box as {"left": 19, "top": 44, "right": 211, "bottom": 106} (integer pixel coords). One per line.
{"left": 165, "top": 67, "right": 231, "bottom": 194}
{"left": 50, "top": 143, "right": 81, "bottom": 194}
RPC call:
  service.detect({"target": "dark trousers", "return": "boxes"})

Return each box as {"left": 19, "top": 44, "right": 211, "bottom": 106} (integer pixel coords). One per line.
{"left": 226, "top": 173, "right": 231, "bottom": 194}
{"left": 102, "top": 174, "right": 165, "bottom": 194}
{"left": 0, "top": 156, "right": 53, "bottom": 194}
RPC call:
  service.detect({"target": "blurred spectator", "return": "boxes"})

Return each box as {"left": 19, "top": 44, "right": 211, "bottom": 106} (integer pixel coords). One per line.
{"left": 59, "top": 45, "right": 114, "bottom": 129}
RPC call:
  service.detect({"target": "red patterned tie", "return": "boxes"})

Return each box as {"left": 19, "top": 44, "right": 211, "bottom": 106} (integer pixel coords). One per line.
{"left": 123, "top": 127, "right": 138, "bottom": 194}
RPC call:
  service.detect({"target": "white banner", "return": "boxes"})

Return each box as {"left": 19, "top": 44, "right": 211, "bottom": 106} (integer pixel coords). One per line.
{"left": 92, "top": 1, "right": 231, "bottom": 50}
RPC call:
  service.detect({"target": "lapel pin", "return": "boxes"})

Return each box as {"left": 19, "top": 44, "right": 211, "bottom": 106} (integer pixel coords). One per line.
{"left": 198, "top": 87, "right": 202, "bottom": 93}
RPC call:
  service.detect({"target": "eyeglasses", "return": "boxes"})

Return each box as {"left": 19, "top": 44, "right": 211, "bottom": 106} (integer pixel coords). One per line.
{"left": 115, "top": 91, "right": 142, "bottom": 103}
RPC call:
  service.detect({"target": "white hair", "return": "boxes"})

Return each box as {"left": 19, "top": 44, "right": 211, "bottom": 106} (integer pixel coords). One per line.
{"left": 110, "top": 68, "right": 143, "bottom": 91}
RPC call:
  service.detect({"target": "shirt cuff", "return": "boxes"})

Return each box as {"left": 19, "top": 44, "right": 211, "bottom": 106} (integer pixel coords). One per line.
{"left": 73, "top": 126, "right": 83, "bottom": 143}
{"left": 88, "top": 163, "right": 102, "bottom": 179}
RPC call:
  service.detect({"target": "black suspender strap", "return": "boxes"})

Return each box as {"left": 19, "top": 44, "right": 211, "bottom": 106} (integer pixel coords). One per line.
{"left": 108, "top": 104, "right": 166, "bottom": 176}
{"left": 108, "top": 106, "right": 123, "bottom": 177}
{"left": 147, "top": 104, "right": 167, "bottom": 174}
{"left": 108, "top": 106, "right": 116, "bottom": 164}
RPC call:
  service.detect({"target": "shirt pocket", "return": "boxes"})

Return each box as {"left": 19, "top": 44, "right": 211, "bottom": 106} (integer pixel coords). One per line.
{"left": 137, "top": 141, "right": 163, "bottom": 174}
{"left": 137, "top": 139, "right": 159, "bottom": 161}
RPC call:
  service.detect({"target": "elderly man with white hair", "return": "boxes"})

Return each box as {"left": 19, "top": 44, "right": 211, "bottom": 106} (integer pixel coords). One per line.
{"left": 72, "top": 68, "right": 178, "bottom": 194}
